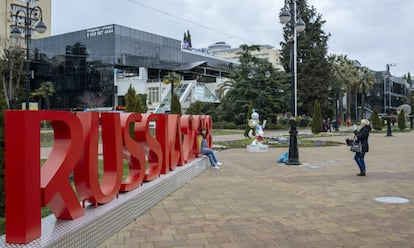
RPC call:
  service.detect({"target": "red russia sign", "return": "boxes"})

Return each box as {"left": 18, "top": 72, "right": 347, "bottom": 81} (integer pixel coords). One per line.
{"left": 5, "top": 111, "right": 212, "bottom": 244}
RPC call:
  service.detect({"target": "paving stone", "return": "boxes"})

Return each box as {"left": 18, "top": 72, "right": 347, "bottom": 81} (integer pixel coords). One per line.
{"left": 99, "top": 130, "right": 414, "bottom": 247}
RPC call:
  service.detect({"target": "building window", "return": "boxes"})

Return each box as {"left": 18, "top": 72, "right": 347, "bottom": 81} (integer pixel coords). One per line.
{"left": 148, "top": 87, "right": 159, "bottom": 103}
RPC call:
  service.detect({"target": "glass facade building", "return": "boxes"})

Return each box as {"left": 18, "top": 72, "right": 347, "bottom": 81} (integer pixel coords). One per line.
{"left": 32, "top": 24, "right": 234, "bottom": 110}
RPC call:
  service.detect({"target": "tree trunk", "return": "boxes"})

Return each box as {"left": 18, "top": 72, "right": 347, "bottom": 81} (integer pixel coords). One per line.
{"left": 346, "top": 89, "right": 351, "bottom": 121}
{"left": 339, "top": 92, "right": 344, "bottom": 121}
{"left": 170, "top": 83, "right": 174, "bottom": 113}
{"left": 2, "top": 75, "right": 10, "bottom": 109}
{"left": 38, "top": 98, "right": 42, "bottom": 110}
{"left": 45, "top": 96, "right": 50, "bottom": 110}
{"left": 354, "top": 90, "right": 358, "bottom": 121}
{"left": 361, "top": 84, "right": 367, "bottom": 120}
{"left": 8, "top": 61, "right": 14, "bottom": 108}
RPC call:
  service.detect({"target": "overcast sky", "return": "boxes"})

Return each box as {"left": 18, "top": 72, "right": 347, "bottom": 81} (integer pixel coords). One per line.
{"left": 51, "top": 0, "right": 413, "bottom": 77}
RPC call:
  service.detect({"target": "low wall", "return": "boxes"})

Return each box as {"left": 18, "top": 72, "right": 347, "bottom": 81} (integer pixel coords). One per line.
{"left": 0, "top": 157, "right": 207, "bottom": 248}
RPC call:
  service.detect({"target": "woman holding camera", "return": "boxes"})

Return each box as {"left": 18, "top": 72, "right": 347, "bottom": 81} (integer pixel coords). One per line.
{"left": 352, "top": 119, "right": 371, "bottom": 176}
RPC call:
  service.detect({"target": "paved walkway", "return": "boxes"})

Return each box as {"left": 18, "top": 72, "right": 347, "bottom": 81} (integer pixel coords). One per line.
{"left": 99, "top": 130, "right": 414, "bottom": 248}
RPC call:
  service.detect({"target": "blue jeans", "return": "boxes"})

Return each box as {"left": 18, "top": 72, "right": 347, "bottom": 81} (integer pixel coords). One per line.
{"left": 202, "top": 148, "right": 218, "bottom": 167}
{"left": 354, "top": 152, "right": 366, "bottom": 173}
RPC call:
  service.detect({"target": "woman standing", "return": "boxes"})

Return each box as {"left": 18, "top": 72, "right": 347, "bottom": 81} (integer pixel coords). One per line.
{"left": 353, "top": 119, "right": 371, "bottom": 176}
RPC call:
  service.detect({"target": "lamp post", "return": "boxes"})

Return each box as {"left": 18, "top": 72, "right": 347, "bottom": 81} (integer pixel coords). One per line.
{"left": 384, "top": 63, "right": 395, "bottom": 136}
{"left": 10, "top": 1, "right": 47, "bottom": 110}
{"left": 279, "top": 0, "right": 305, "bottom": 165}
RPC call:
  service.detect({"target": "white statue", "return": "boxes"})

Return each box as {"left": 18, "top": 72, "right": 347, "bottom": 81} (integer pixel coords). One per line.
{"left": 248, "top": 110, "right": 267, "bottom": 146}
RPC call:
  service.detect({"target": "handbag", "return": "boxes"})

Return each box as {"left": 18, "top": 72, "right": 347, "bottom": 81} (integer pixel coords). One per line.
{"left": 350, "top": 141, "right": 362, "bottom": 153}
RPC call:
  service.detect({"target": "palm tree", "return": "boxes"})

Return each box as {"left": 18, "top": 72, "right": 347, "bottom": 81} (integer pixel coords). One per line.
{"left": 337, "top": 56, "right": 359, "bottom": 121}
{"left": 356, "top": 66, "right": 376, "bottom": 119}
{"left": 216, "top": 79, "right": 237, "bottom": 100}
{"left": 162, "top": 72, "right": 181, "bottom": 113}
{"left": 330, "top": 55, "right": 358, "bottom": 121}
{"left": 31, "top": 81, "right": 55, "bottom": 109}
{"left": 330, "top": 55, "right": 347, "bottom": 120}
{"left": 237, "top": 45, "right": 260, "bottom": 64}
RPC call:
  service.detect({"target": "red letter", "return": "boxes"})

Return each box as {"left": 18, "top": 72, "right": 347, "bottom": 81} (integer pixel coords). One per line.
{"left": 180, "top": 115, "right": 196, "bottom": 163}
{"left": 74, "top": 112, "right": 123, "bottom": 206}
{"left": 119, "top": 113, "right": 146, "bottom": 191}
{"left": 164, "top": 114, "right": 184, "bottom": 172}
{"left": 5, "top": 111, "right": 83, "bottom": 244}
{"left": 135, "top": 114, "right": 163, "bottom": 181}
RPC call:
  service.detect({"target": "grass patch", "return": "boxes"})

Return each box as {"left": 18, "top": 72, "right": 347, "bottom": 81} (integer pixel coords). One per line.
{"left": 212, "top": 129, "right": 244, "bottom": 135}
{"left": 214, "top": 136, "right": 343, "bottom": 149}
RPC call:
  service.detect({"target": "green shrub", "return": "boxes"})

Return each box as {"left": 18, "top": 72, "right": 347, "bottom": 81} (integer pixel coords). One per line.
{"left": 170, "top": 93, "right": 182, "bottom": 115}
{"left": 186, "top": 100, "right": 202, "bottom": 115}
{"left": 213, "top": 121, "right": 240, "bottom": 129}
{"left": 398, "top": 109, "right": 406, "bottom": 130}
{"left": 371, "top": 108, "right": 383, "bottom": 131}
{"left": 311, "top": 99, "right": 323, "bottom": 134}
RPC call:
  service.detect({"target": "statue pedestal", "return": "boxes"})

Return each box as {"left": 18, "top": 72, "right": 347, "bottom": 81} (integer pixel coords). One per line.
{"left": 246, "top": 144, "right": 269, "bottom": 152}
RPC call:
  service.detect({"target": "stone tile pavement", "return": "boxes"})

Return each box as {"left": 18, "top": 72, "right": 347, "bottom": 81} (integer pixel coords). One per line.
{"left": 98, "top": 130, "right": 414, "bottom": 248}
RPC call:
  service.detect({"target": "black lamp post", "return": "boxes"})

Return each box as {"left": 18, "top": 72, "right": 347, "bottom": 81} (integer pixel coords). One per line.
{"left": 10, "top": 1, "right": 47, "bottom": 110}
{"left": 384, "top": 63, "right": 395, "bottom": 136}
{"left": 279, "top": 0, "right": 305, "bottom": 165}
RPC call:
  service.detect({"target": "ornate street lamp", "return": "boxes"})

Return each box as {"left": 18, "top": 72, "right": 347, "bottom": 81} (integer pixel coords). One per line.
{"left": 384, "top": 63, "right": 395, "bottom": 136}
{"left": 10, "top": 1, "right": 47, "bottom": 110}
{"left": 279, "top": 0, "right": 306, "bottom": 165}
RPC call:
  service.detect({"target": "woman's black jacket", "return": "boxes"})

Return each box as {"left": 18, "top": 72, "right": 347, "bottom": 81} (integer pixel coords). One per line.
{"left": 354, "top": 125, "right": 371, "bottom": 152}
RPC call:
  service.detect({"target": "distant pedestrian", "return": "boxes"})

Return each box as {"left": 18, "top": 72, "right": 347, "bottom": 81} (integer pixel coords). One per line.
{"left": 346, "top": 117, "right": 351, "bottom": 127}
{"left": 197, "top": 128, "right": 222, "bottom": 169}
{"left": 352, "top": 119, "right": 371, "bottom": 176}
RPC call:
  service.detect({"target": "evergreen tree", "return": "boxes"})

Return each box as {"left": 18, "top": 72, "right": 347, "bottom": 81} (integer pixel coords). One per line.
{"left": 219, "top": 44, "right": 289, "bottom": 124}
{"left": 186, "top": 30, "right": 192, "bottom": 48}
{"left": 311, "top": 99, "right": 322, "bottom": 134}
{"left": 125, "top": 91, "right": 146, "bottom": 113}
{"left": 125, "top": 84, "right": 141, "bottom": 113}
{"left": 170, "top": 93, "right": 182, "bottom": 115}
{"left": 137, "top": 93, "right": 147, "bottom": 113}
{"left": 186, "top": 100, "right": 202, "bottom": 115}
{"left": 183, "top": 32, "right": 188, "bottom": 48}
{"left": 280, "top": 0, "right": 331, "bottom": 115}
{"left": 371, "top": 108, "right": 383, "bottom": 131}
{"left": 135, "top": 94, "right": 143, "bottom": 113}
{"left": 398, "top": 109, "right": 406, "bottom": 130}
{"left": 182, "top": 30, "right": 192, "bottom": 49}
